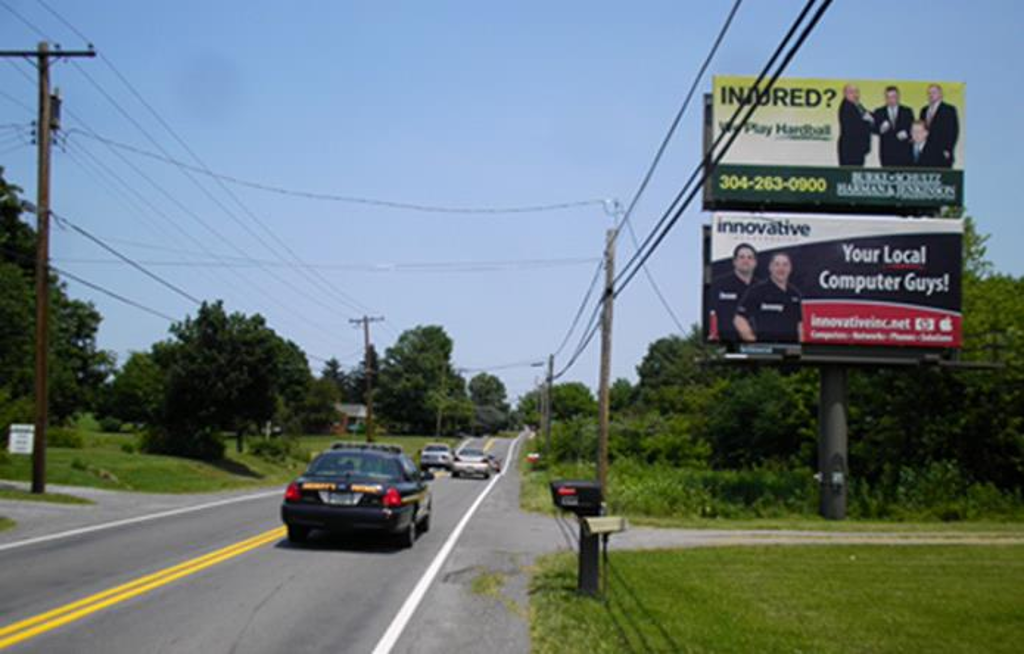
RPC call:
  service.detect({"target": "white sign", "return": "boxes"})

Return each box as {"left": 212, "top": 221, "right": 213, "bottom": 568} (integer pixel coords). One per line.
{"left": 8, "top": 424, "right": 34, "bottom": 454}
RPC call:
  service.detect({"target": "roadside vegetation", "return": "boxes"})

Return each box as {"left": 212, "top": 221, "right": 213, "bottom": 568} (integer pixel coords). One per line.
{"left": 530, "top": 545, "right": 1024, "bottom": 654}
{"left": 0, "top": 517, "right": 13, "bottom": 532}
{"left": 517, "top": 218, "right": 1024, "bottom": 528}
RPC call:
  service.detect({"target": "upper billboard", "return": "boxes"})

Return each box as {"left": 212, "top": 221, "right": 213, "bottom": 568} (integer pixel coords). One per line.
{"left": 703, "top": 213, "right": 963, "bottom": 350}
{"left": 705, "top": 76, "right": 965, "bottom": 213}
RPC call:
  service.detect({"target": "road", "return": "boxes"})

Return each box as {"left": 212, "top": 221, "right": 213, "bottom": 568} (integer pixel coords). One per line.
{"left": 0, "top": 436, "right": 525, "bottom": 654}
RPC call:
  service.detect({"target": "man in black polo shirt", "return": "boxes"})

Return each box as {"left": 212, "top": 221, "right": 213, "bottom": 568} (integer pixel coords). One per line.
{"left": 734, "top": 252, "right": 803, "bottom": 343}
{"left": 709, "top": 243, "right": 758, "bottom": 341}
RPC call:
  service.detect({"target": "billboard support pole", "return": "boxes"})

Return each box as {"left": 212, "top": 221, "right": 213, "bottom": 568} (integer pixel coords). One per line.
{"left": 818, "top": 365, "right": 848, "bottom": 520}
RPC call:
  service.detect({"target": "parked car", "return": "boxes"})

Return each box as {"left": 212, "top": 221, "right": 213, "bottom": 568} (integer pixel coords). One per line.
{"left": 452, "top": 447, "right": 491, "bottom": 479}
{"left": 281, "top": 443, "right": 433, "bottom": 548}
{"left": 419, "top": 443, "right": 454, "bottom": 471}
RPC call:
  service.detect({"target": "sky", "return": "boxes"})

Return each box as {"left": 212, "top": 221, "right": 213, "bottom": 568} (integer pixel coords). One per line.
{"left": 1, "top": 0, "right": 1021, "bottom": 401}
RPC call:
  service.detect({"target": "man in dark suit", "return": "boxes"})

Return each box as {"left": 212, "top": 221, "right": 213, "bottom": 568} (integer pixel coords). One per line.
{"left": 873, "top": 86, "right": 914, "bottom": 166}
{"left": 909, "top": 121, "right": 945, "bottom": 167}
{"left": 920, "top": 84, "right": 959, "bottom": 168}
{"left": 837, "top": 84, "right": 874, "bottom": 166}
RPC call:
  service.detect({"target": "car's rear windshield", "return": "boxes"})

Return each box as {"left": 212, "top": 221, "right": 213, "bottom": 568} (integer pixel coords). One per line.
{"left": 307, "top": 452, "right": 402, "bottom": 480}
{"left": 459, "top": 448, "right": 484, "bottom": 457}
{"left": 424, "top": 445, "right": 449, "bottom": 452}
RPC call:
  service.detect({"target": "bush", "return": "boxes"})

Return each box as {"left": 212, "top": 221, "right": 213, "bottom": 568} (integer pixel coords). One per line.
{"left": 249, "top": 437, "right": 298, "bottom": 463}
{"left": 141, "top": 426, "right": 224, "bottom": 460}
{"left": 98, "top": 416, "right": 123, "bottom": 433}
{"left": 120, "top": 441, "right": 137, "bottom": 454}
{"left": 48, "top": 426, "right": 84, "bottom": 449}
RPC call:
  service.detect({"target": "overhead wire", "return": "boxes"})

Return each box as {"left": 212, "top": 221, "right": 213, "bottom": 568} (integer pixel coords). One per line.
{"left": 50, "top": 209, "right": 203, "bottom": 304}
{"left": 0, "top": 243, "right": 176, "bottom": 322}
{"left": 552, "top": 0, "right": 743, "bottom": 370}
{"left": 62, "top": 130, "right": 609, "bottom": 215}
{"left": 7, "top": 0, "right": 375, "bottom": 323}
{"left": 613, "top": 0, "right": 832, "bottom": 298}
{"left": 553, "top": 0, "right": 831, "bottom": 380}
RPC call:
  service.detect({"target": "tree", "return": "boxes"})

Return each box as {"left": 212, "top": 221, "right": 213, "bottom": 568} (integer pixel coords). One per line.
{"left": 102, "top": 351, "right": 164, "bottom": 426}
{"left": 468, "top": 372, "right": 510, "bottom": 434}
{"left": 376, "top": 325, "right": 460, "bottom": 434}
{"left": 147, "top": 301, "right": 305, "bottom": 459}
{"left": 293, "top": 377, "right": 340, "bottom": 434}
{"left": 550, "top": 382, "right": 598, "bottom": 421}
{"left": 610, "top": 378, "right": 636, "bottom": 414}
{"left": 0, "top": 172, "right": 113, "bottom": 423}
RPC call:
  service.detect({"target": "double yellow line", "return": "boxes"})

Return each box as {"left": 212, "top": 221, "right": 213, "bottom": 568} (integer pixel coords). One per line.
{"left": 0, "top": 526, "right": 285, "bottom": 650}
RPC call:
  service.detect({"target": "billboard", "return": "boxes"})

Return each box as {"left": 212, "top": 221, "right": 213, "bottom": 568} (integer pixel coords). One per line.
{"left": 704, "top": 213, "right": 963, "bottom": 349}
{"left": 705, "top": 76, "right": 965, "bottom": 213}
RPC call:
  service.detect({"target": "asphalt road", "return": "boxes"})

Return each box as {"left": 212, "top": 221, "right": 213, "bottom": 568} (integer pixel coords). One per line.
{"left": 0, "top": 436, "right": 518, "bottom": 654}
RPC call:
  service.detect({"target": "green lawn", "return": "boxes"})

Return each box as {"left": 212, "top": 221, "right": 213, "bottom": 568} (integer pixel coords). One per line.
{"left": 0, "top": 430, "right": 468, "bottom": 494}
{"left": 531, "top": 545, "right": 1024, "bottom": 654}
{"left": 0, "top": 488, "right": 94, "bottom": 505}
{"left": 0, "top": 517, "right": 14, "bottom": 533}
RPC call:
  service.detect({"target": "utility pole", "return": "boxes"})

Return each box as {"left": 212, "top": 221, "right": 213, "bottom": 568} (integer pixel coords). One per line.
{"left": 350, "top": 316, "right": 384, "bottom": 442}
{"left": 1, "top": 43, "right": 94, "bottom": 494}
{"left": 596, "top": 228, "right": 616, "bottom": 494}
{"left": 544, "top": 354, "right": 554, "bottom": 456}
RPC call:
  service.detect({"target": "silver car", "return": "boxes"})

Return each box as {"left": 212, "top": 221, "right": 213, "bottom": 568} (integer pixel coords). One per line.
{"left": 420, "top": 443, "right": 454, "bottom": 471}
{"left": 452, "top": 447, "right": 491, "bottom": 479}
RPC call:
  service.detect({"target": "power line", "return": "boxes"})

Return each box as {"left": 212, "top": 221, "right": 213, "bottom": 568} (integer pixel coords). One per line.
{"left": 552, "top": 0, "right": 829, "bottom": 381}
{"left": 65, "top": 129, "right": 607, "bottom": 216}
{"left": 612, "top": 0, "right": 742, "bottom": 336}
{"left": 49, "top": 209, "right": 202, "bottom": 304}
{"left": 0, "top": 244, "right": 177, "bottom": 322}
{"left": 614, "top": 0, "right": 743, "bottom": 237}
{"left": 55, "top": 266, "right": 177, "bottom": 322}
{"left": 9, "top": 1, "right": 372, "bottom": 319}
{"left": 52, "top": 254, "right": 601, "bottom": 273}
{"left": 614, "top": 0, "right": 832, "bottom": 299}
{"left": 550, "top": 0, "right": 741, "bottom": 358}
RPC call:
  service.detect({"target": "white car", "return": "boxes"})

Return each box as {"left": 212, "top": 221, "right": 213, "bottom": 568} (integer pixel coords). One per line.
{"left": 420, "top": 443, "right": 454, "bottom": 471}
{"left": 452, "top": 447, "right": 491, "bottom": 479}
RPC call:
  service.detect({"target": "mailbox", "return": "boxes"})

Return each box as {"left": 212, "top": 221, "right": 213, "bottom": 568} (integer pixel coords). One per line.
{"left": 550, "top": 480, "right": 603, "bottom": 517}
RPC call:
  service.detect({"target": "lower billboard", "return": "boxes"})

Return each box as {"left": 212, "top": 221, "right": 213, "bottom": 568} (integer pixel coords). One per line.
{"left": 704, "top": 213, "right": 963, "bottom": 349}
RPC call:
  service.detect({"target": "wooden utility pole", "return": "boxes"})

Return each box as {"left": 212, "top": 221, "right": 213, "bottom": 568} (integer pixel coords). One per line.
{"left": 544, "top": 354, "right": 554, "bottom": 456}
{"left": 350, "top": 316, "right": 384, "bottom": 442}
{"left": 1, "top": 43, "right": 94, "bottom": 494}
{"left": 596, "top": 228, "right": 616, "bottom": 493}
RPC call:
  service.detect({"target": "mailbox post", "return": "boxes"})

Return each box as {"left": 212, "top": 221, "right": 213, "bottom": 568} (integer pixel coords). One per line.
{"left": 550, "top": 480, "right": 604, "bottom": 596}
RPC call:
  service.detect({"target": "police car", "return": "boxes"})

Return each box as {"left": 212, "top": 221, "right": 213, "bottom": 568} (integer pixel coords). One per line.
{"left": 281, "top": 443, "right": 433, "bottom": 548}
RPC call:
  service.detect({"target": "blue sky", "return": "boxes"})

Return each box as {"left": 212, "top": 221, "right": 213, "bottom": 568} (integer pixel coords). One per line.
{"left": 1, "top": 0, "right": 1021, "bottom": 400}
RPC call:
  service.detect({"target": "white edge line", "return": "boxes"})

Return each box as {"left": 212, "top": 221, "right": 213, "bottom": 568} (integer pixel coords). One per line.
{"left": 372, "top": 435, "right": 521, "bottom": 654}
{"left": 0, "top": 488, "right": 281, "bottom": 553}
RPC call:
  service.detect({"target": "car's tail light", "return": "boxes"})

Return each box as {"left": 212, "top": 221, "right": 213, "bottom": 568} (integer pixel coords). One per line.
{"left": 556, "top": 486, "right": 577, "bottom": 497}
{"left": 382, "top": 487, "right": 402, "bottom": 508}
{"left": 284, "top": 482, "right": 302, "bottom": 502}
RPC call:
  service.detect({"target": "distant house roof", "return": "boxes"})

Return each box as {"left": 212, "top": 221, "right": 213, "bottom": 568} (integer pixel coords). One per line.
{"left": 336, "top": 403, "right": 368, "bottom": 419}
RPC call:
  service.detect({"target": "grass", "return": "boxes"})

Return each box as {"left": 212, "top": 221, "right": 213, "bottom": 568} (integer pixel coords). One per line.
{"left": 0, "top": 428, "right": 470, "bottom": 494}
{"left": 470, "top": 569, "right": 507, "bottom": 599}
{"left": 0, "top": 487, "right": 94, "bottom": 505}
{"left": 530, "top": 545, "right": 1024, "bottom": 654}
{"left": 0, "top": 517, "right": 13, "bottom": 532}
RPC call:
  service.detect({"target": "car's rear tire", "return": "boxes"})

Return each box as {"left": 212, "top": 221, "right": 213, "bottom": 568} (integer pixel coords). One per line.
{"left": 287, "top": 525, "right": 309, "bottom": 543}
{"left": 419, "top": 505, "right": 431, "bottom": 533}
{"left": 400, "top": 515, "right": 417, "bottom": 549}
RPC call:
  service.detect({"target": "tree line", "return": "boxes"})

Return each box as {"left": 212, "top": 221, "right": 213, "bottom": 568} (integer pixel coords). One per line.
{"left": 518, "top": 218, "right": 1024, "bottom": 503}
